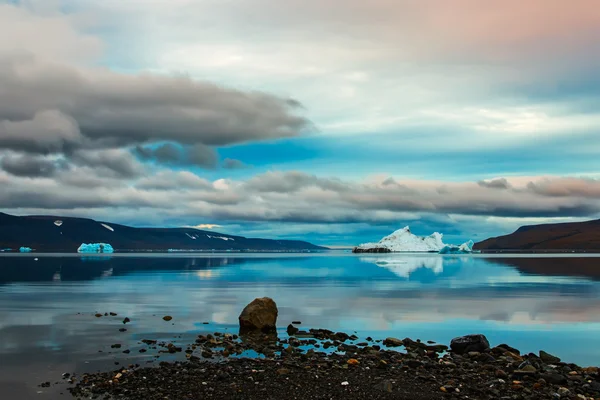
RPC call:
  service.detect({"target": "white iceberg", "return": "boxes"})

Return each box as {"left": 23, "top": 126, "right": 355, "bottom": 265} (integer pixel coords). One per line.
{"left": 77, "top": 243, "right": 114, "bottom": 253}
{"left": 19, "top": 247, "right": 33, "bottom": 253}
{"left": 354, "top": 226, "right": 474, "bottom": 254}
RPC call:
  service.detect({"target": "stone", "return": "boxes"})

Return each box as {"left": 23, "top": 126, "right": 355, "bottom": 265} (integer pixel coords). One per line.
{"left": 287, "top": 324, "right": 299, "bottom": 336}
{"left": 539, "top": 350, "right": 561, "bottom": 364}
{"left": 557, "top": 387, "right": 570, "bottom": 396}
{"left": 383, "top": 337, "right": 403, "bottom": 347}
{"left": 162, "top": 316, "right": 173, "bottom": 321}
{"left": 450, "top": 334, "right": 490, "bottom": 354}
{"left": 540, "top": 373, "right": 567, "bottom": 385}
{"left": 238, "top": 297, "right": 278, "bottom": 334}
{"left": 496, "top": 369, "right": 508, "bottom": 379}
{"left": 374, "top": 380, "right": 393, "bottom": 393}
{"left": 497, "top": 343, "right": 520, "bottom": 355}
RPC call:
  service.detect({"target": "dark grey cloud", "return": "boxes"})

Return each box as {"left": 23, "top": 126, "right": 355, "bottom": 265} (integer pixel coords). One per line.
{"left": 134, "top": 143, "right": 218, "bottom": 168}
{"left": 222, "top": 158, "right": 250, "bottom": 169}
{"left": 478, "top": 178, "right": 512, "bottom": 190}
{"left": 0, "top": 153, "right": 63, "bottom": 177}
{"left": 187, "top": 144, "right": 218, "bottom": 168}
{"left": 70, "top": 149, "right": 145, "bottom": 178}
{"left": 0, "top": 110, "right": 83, "bottom": 154}
{"left": 135, "top": 143, "right": 181, "bottom": 164}
{"left": 245, "top": 171, "right": 350, "bottom": 193}
{"left": 0, "top": 54, "right": 310, "bottom": 156}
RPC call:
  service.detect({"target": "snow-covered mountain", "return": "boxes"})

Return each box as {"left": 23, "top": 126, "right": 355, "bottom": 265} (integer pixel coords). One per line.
{"left": 353, "top": 226, "right": 474, "bottom": 253}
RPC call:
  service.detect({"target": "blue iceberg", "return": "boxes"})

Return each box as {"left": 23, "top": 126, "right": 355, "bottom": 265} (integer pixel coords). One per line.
{"left": 77, "top": 243, "right": 114, "bottom": 253}
{"left": 19, "top": 247, "right": 33, "bottom": 253}
{"left": 438, "top": 240, "right": 474, "bottom": 254}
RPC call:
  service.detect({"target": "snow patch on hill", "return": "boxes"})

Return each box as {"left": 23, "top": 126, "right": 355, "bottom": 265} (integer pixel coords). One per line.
{"left": 100, "top": 223, "right": 114, "bottom": 232}
{"left": 207, "top": 235, "right": 234, "bottom": 241}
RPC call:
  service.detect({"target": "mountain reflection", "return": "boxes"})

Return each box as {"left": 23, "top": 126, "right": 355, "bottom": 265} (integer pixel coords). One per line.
{"left": 0, "top": 255, "right": 243, "bottom": 284}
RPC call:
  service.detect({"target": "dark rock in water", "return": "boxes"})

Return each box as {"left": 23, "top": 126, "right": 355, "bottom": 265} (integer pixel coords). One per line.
{"left": 109, "top": 312, "right": 117, "bottom": 316}
{"left": 383, "top": 337, "right": 403, "bottom": 347}
{"left": 352, "top": 247, "right": 391, "bottom": 253}
{"left": 450, "top": 334, "right": 490, "bottom": 354}
{"left": 539, "top": 350, "right": 561, "bottom": 364}
{"left": 238, "top": 297, "right": 278, "bottom": 334}
{"left": 162, "top": 316, "right": 173, "bottom": 322}
{"left": 292, "top": 321, "right": 302, "bottom": 325}
{"left": 119, "top": 328, "right": 127, "bottom": 332}
{"left": 122, "top": 317, "right": 130, "bottom": 324}
{"left": 287, "top": 324, "right": 299, "bottom": 336}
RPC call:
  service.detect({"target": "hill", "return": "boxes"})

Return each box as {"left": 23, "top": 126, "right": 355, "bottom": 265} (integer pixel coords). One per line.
{"left": 0, "top": 212, "right": 326, "bottom": 252}
{"left": 474, "top": 219, "right": 600, "bottom": 251}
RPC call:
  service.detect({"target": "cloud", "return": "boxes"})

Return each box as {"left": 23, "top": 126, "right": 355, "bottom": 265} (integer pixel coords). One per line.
{"left": 2, "top": 170, "right": 600, "bottom": 224}
{"left": 135, "top": 143, "right": 218, "bottom": 168}
{"left": 0, "top": 54, "right": 309, "bottom": 152}
{"left": 525, "top": 177, "right": 600, "bottom": 198}
{"left": 0, "top": 2, "right": 311, "bottom": 178}
{"left": 69, "top": 149, "right": 145, "bottom": 178}
{"left": 0, "top": 110, "right": 83, "bottom": 154}
{"left": 188, "top": 144, "right": 219, "bottom": 168}
{"left": 478, "top": 178, "right": 512, "bottom": 190}
{"left": 0, "top": 153, "right": 63, "bottom": 178}
{"left": 222, "top": 158, "right": 250, "bottom": 170}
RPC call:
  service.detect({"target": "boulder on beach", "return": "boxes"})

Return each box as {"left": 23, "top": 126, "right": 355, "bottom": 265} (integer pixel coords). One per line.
{"left": 238, "top": 297, "right": 278, "bottom": 334}
{"left": 450, "top": 334, "right": 490, "bottom": 354}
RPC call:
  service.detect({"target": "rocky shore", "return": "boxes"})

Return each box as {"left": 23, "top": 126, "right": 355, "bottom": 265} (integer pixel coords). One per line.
{"left": 60, "top": 298, "right": 600, "bottom": 399}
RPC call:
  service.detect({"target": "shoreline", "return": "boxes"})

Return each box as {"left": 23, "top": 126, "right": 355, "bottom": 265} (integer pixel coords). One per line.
{"left": 60, "top": 327, "right": 599, "bottom": 400}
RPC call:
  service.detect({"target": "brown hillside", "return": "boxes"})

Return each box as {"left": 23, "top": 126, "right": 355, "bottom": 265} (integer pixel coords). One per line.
{"left": 474, "top": 219, "right": 600, "bottom": 251}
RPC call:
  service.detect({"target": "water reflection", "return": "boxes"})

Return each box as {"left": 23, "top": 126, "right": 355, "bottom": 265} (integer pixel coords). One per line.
{"left": 1, "top": 253, "right": 600, "bottom": 397}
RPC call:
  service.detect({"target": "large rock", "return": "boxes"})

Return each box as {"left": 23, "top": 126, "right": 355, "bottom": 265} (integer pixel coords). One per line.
{"left": 450, "top": 334, "right": 490, "bottom": 354}
{"left": 238, "top": 297, "right": 278, "bottom": 334}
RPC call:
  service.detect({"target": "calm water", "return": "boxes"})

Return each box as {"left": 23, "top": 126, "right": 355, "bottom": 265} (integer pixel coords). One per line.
{"left": 1, "top": 253, "right": 600, "bottom": 398}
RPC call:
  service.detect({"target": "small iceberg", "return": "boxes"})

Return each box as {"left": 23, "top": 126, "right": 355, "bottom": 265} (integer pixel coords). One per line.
{"left": 438, "top": 240, "right": 475, "bottom": 254}
{"left": 19, "top": 247, "right": 33, "bottom": 253}
{"left": 77, "top": 243, "right": 114, "bottom": 253}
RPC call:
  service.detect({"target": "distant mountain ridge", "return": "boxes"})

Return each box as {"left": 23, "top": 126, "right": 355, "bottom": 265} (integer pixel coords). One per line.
{"left": 474, "top": 219, "right": 600, "bottom": 251}
{"left": 0, "top": 212, "right": 326, "bottom": 252}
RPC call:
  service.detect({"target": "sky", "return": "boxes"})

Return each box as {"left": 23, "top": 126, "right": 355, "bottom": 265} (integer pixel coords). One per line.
{"left": 1, "top": 0, "right": 600, "bottom": 246}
